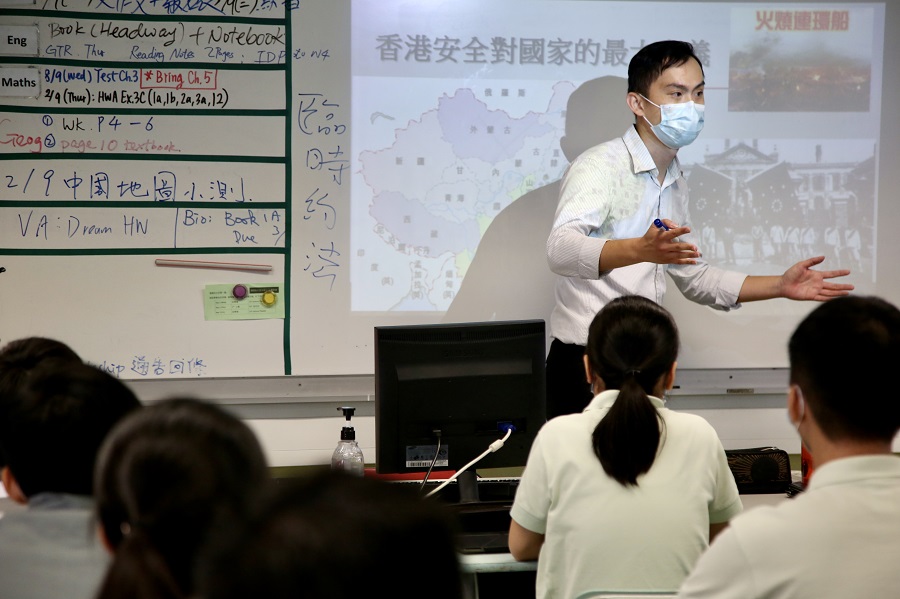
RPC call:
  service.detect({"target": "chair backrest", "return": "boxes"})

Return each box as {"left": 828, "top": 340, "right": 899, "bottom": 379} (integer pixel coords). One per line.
{"left": 575, "top": 592, "right": 677, "bottom": 599}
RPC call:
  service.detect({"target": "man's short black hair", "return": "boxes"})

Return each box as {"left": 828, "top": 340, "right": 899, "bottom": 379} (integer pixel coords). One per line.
{"left": 628, "top": 40, "right": 703, "bottom": 96}
{"left": 789, "top": 295, "right": 900, "bottom": 442}
{"left": 0, "top": 337, "right": 82, "bottom": 470}
{"left": 0, "top": 360, "right": 141, "bottom": 497}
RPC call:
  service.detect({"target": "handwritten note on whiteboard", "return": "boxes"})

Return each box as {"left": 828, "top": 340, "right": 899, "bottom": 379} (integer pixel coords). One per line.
{"left": 0, "top": 0, "right": 292, "bottom": 378}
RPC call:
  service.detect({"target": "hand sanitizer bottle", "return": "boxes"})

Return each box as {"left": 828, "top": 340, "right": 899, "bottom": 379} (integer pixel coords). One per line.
{"left": 331, "top": 406, "right": 365, "bottom": 477}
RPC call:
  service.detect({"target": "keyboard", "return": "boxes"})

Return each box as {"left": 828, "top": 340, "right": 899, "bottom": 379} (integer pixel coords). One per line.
{"left": 445, "top": 495, "right": 515, "bottom": 555}
{"left": 457, "top": 530, "right": 511, "bottom": 554}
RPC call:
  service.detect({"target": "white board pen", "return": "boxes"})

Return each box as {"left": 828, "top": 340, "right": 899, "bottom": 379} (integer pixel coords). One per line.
{"left": 154, "top": 259, "right": 273, "bottom": 273}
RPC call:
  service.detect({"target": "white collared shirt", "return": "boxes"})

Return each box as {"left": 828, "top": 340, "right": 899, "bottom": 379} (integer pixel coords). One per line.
{"left": 546, "top": 126, "right": 746, "bottom": 345}
{"left": 0, "top": 493, "right": 109, "bottom": 599}
{"left": 678, "top": 455, "right": 900, "bottom": 599}
{"left": 512, "top": 390, "right": 742, "bottom": 598}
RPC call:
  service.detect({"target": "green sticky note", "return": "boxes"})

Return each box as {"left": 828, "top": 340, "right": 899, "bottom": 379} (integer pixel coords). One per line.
{"left": 203, "top": 283, "right": 285, "bottom": 320}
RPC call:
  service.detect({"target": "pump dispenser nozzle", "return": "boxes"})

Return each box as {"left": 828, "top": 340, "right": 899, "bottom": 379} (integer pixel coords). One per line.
{"left": 332, "top": 406, "right": 364, "bottom": 476}
{"left": 337, "top": 406, "right": 357, "bottom": 441}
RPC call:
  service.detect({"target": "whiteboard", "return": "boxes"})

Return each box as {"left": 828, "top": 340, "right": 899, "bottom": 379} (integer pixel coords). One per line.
{"left": 1, "top": 2, "right": 290, "bottom": 377}
{"left": 1, "top": 0, "right": 898, "bottom": 379}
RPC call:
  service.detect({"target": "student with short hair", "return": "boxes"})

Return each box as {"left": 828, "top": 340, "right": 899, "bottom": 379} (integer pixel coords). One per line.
{"left": 94, "top": 397, "right": 271, "bottom": 599}
{"left": 0, "top": 336, "right": 82, "bottom": 473}
{"left": 678, "top": 295, "right": 900, "bottom": 599}
{"left": 509, "top": 296, "right": 742, "bottom": 598}
{"left": 0, "top": 360, "right": 141, "bottom": 599}
{"left": 197, "top": 469, "right": 464, "bottom": 599}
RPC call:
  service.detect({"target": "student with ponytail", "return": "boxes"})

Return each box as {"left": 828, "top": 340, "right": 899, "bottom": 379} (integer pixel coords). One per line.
{"left": 93, "top": 398, "right": 271, "bottom": 599}
{"left": 509, "top": 296, "right": 742, "bottom": 598}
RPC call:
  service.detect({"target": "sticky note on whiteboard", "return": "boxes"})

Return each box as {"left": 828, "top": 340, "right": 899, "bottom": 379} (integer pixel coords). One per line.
{"left": 0, "top": 26, "right": 39, "bottom": 56}
{"left": 0, "top": 67, "right": 40, "bottom": 97}
{"left": 203, "top": 283, "right": 285, "bottom": 321}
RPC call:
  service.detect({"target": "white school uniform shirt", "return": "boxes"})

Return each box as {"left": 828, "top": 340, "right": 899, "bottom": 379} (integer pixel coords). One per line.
{"left": 0, "top": 493, "right": 109, "bottom": 599}
{"left": 678, "top": 455, "right": 900, "bottom": 599}
{"left": 546, "top": 126, "right": 746, "bottom": 346}
{"left": 511, "top": 390, "right": 743, "bottom": 599}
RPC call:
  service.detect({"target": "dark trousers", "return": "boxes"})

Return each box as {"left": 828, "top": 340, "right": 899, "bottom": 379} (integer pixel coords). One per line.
{"left": 545, "top": 339, "right": 593, "bottom": 420}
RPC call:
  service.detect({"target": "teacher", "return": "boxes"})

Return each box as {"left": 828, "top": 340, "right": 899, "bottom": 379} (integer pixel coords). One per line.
{"left": 545, "top": 40, "right": 854, "bottom": 419}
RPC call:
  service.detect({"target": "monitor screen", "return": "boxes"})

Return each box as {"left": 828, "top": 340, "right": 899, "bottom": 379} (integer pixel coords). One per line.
{"left": 374, "top": 319, "right": 546, "bottom": 490}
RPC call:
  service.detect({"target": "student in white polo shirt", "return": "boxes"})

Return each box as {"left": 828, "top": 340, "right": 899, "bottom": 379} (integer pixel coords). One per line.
{"left": 509, "top": 295, "right": 742, "bottom": 598}
{"left": 678, "top": 295, "right": 900, "bottom": 599}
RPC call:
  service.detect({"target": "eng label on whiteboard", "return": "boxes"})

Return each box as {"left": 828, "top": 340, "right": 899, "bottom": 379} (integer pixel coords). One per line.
{"left": 0, "top": 26, "right": 39, "bottom": 56}
{"left": 0, "top": 67, "right": 39, "bottom": 97}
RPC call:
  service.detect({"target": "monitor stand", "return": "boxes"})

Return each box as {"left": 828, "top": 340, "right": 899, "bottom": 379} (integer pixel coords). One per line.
{"left": 452, "top": 470, "right": 519, "bottom": 506}
{"left": 449, "top": 470, "right": 516, "bottom": 554}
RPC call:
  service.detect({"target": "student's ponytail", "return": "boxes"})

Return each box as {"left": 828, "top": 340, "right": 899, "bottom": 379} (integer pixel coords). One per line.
{"left": 587, "top": 296, "right": 679, "bottom": 486}
{"left": 95, "top": 527, "right": 184, "bottom": 599}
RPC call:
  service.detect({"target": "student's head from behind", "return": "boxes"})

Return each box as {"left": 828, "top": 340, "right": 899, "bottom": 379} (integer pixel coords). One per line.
{"left": 585, "top": 295, "right": 679, "bottom": 399}
{"left": 0, "top": 336, "right": 82, "bottom": 471}
{"left": 0, "top": 360, "right": 139, "bottom": 502}
{"left": 585, "top": 295, "right": 679, "bottom": 486}
{"left": 788, "top": 295, "right": 900, "bottom": 444}
{"left": 94, "top": 397, "right": 270, "bottom": 599}
{"left": 198, "top": 469, "right": 463, "bottom": 599}
{"left": 0, "top": 337, "right": 81, "bottom": 383}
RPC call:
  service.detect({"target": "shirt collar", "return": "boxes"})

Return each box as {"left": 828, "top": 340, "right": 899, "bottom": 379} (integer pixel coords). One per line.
{"left": 26, "top": 492, "right": 94, "bottom": 511}
{"left": 585, "top": 388, "right": 666, "bottom": 412}
{"left": 622, "top": 125, "right": 682, "bottom": 181}
{"left": 807, "top": 454, "right": 900, "bottom": 491}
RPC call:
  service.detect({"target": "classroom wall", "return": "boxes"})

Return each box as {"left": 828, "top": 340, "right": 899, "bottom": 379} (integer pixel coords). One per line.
{"left": 241, "top": 409, "right": 788, "bottom": 468}
{"left": 126, "top": 372, "right": 796, "bottom": 467}
{"left": 127, "top": 375, "right": 900, "bottom": 468}
{"left": 244, "top": 405, "right": 900, "bottom": 469}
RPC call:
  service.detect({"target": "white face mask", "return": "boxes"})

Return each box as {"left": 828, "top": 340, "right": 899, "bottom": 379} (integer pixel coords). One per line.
{"left": 640, "top": 94, "right": 705, "bottom": 149}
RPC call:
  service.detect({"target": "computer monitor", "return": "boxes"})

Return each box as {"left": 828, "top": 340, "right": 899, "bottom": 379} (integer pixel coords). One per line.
{"left": 374, "top": 319, "right": 546, "bottom": 503}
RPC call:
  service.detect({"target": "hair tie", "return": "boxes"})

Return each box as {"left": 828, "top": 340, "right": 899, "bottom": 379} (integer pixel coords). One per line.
{"left": 625, "top": 369, "right": 641, "bottom": 378}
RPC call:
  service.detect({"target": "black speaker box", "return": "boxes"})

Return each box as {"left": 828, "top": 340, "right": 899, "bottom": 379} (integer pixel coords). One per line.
{"left": 725, "top": 447, "right": 792, "bottom": 494}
